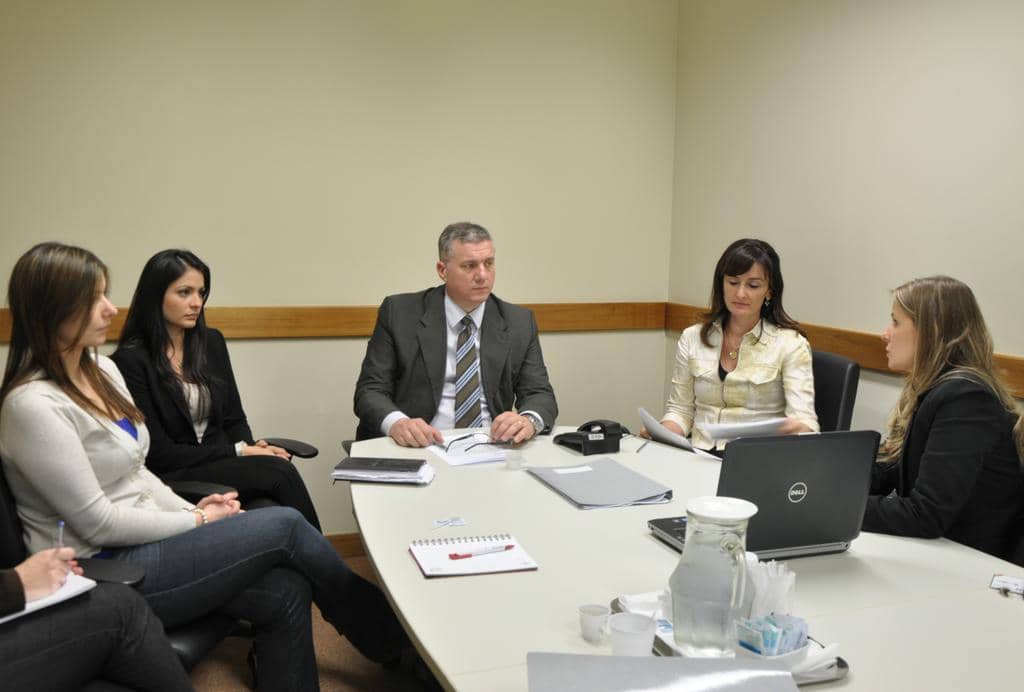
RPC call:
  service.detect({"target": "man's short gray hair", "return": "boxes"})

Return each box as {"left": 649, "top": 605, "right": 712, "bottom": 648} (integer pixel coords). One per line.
{"left": 438, "top": 222, "right": 492, "bottom": 261}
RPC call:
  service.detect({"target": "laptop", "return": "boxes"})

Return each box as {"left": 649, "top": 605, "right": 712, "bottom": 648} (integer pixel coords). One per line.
{"left": 648, "top": 430, "right": 880, "bottom": 559}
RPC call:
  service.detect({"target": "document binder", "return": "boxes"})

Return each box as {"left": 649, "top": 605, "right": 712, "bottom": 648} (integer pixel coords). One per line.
{"left": 527, "top": 652, "right": 799, "bottom": 691}
{"left": 330, "top": 457, "right": 434, "bottom": 484}
{"left": 527, "top": 458, "right": 672, "bottom": 509}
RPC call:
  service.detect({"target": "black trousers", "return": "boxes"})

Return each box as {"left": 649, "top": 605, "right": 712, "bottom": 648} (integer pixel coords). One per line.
{"left": 162, "top": 455, "right": 322, "bottom": 531}
{"left": 0, "top": 583, "right": 192, "bottom": 692}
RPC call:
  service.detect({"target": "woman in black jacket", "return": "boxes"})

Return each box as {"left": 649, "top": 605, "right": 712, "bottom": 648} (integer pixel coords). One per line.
{"left": 113, "top": 249, "right": 320, "bottom": 530}
{"left": 864, "top": 275, "right": 1023, "bottom": 559}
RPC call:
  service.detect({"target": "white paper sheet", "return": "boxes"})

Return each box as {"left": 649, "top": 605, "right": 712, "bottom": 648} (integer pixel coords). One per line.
{"left": 0, "top": 573, "right": 97, "bottom": 625}
{"left": 704, "top": 418, "right": 787, "bottom": 441}
{"left": 638, "top": 408, "right": 720, "bottom": 460}
{"left": 429, "top": 431, "right": 509, "bottom": 466}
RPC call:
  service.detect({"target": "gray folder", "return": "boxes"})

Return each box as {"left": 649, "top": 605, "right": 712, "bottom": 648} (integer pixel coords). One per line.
{"left": 527, "top": 458, "right": 672, "bottom": 509}
{"left": 527, "top": 652, "right": 799, "bottom": 692}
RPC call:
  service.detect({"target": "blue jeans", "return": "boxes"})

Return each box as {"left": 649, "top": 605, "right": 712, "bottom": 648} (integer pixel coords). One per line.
{"left": 105, "top": 507, "right": 408, "bottom": 691}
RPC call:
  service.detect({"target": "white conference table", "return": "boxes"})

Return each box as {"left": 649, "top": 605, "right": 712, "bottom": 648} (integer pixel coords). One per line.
{"left": 348, "top": 429, "right": 1022, "bottom": 691}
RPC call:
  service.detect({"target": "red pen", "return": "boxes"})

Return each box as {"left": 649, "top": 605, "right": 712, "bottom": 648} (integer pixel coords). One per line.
{"left": 448, "top": 544, "right": 515, "bottom": 560}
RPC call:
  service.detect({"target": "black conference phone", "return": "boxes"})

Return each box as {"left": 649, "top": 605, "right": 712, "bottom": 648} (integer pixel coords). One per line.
{"left": 553, "top": 419, "right": 628, "bottom": 455}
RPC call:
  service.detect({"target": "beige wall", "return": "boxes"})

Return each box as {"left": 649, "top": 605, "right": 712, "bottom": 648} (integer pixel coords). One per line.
{"left": 0, "top": 0, "right": 677, "bottom": 304}
{"left": 669, "top": 0, "right": 1024, "bottom": 429}
{"left": 6, "top": 0, "right": 1021, "bottom": 533}
{"left": 0, "top": 1, "right": 678, "bottom": 533}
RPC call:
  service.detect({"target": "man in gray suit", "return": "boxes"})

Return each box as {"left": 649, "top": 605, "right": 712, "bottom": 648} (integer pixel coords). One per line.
{"left": 354, "top": 222, "right": 558, "bottom": 447}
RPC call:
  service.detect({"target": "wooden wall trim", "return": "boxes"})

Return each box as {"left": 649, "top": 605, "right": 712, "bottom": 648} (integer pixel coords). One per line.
{"left": 206, "top": 306, "right": 380, "bottom": 338}
{"left": 3, "top": 302, "right": 1023, "bottom": 395}
{"left": 0, "top": 302, "right": 666, "bottom": 341}
{"left": 526, "top": 302, "right": 666, "bottom": 332}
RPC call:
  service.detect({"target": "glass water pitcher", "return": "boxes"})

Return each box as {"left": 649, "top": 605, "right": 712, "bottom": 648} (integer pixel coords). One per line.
{"left": 669, "top": 496, "right": 758, "bottom": 657}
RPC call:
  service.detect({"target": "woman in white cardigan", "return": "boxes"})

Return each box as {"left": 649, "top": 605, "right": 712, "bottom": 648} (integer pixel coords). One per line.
{"left": 0, "top": 242, "right": 413, "bottom": 690}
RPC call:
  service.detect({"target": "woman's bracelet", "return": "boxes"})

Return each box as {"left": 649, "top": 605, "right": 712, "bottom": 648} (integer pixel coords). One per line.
{"left": 190, "top": 507, "right": 208, "bottom": 525}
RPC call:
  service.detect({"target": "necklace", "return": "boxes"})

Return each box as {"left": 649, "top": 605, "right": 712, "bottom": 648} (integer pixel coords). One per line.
{"left": 167, "top": 348, "right": 183, "bottom": 373}
{"left": 724, "top": 334, "right": 742, "bottom": 360}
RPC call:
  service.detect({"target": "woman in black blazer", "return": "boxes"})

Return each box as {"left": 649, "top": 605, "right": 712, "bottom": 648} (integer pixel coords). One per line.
{"left": 863, "top": 275, "right": 1023, "bottom": 559}
{"left": 113, "top": 249, "right": 321, "bottom": 530}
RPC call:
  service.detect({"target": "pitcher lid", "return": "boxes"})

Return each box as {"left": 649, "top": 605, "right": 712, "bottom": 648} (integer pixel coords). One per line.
{"left": 685, "top": 496, "right": 758, "bottom": 521}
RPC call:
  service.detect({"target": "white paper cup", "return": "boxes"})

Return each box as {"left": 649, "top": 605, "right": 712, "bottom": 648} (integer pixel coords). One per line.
{"left": 578, "top": 604, "right": 610, "bottom": 643}
{"left": 609, "top": 612, "right": 656, "bottom": 656}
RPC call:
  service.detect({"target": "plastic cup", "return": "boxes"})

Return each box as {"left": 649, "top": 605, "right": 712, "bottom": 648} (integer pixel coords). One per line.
{"left": 505, "top": 449, "right": 524, "bottom": 470}
{"left": 578, "top": 604, "right": 610, "bottom": 643}
{"left": 609, "top": 612, "right": 656, "bottom": 656}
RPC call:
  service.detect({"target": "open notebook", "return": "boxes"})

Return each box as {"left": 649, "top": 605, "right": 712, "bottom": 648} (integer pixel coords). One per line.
{"left": 408, "top": 533, "right": 538, "bottom": 577}
{"left": 0, "top": 573, "right": 96, "bottom": 625}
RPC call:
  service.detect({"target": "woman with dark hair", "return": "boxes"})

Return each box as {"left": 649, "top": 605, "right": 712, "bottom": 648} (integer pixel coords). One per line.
{"left": 0, "top": 243, "right": 413, "bottom": 690}
{"left": 651, "top": 239, "right": 818, "bottom": 452}
{"left": 112, "top": 249, "right": 320, "bottom": 530}
{"left": 864, "top": 276, "right": 1023, "bottom": 559}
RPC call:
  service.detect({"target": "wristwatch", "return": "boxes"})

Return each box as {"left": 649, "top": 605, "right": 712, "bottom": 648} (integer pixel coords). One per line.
{"left": 522, "top": 411, "right": 544, "bottom": 435}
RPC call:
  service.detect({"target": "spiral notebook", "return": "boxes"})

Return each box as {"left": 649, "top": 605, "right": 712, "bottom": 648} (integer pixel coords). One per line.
{"left": 408, "top": 533, "right": 538, "bottom": 577}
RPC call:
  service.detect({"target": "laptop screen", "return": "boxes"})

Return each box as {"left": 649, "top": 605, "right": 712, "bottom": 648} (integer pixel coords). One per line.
{"left": 716, "top": 431, "right": 880, "bottom": 559}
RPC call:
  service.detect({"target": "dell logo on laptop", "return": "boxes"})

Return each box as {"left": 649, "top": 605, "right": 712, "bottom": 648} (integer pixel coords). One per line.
{"left": 787, "top": 482, "right": 808, "bottom": 503}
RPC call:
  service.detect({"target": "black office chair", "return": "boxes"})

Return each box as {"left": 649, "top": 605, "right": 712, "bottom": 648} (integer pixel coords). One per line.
{"left": 812, "top": 350, "right": 860, "bottom": 432}
{"left": 0, "top": 462, "right": 246, "bottom": 675}
{"left": 262, "top": 437, "right": 319, "bottom": 460}
{"left": 165, "top": 436, "right": 319, "bottom": 512}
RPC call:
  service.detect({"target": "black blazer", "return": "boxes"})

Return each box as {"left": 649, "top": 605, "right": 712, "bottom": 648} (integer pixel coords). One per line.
{"left": 354, "top": 286, "right": 558, "bottom": 441}
{"left": 862, "top": 374, "right": 1023, "bottom": 558}
{"left": 112, "top": 328, "right": 254, "bottom": 475}
{"left": 0, "top": 569, "right": 25, "bottom": 616}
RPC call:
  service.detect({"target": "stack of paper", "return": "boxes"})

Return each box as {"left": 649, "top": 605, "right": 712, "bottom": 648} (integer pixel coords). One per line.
{"left": 331, "top": 457, "right": 435, "bottom": 485}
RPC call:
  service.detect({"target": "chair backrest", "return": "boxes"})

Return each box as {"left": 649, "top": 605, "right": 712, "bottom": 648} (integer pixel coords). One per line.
{"left": 812, "top": 350, "right": 860, "bottom": 433}
{"left": 0, "top": 461, "right": 29, "bottom": 569}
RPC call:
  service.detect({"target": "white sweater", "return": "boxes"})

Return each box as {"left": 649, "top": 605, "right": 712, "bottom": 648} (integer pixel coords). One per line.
{"left": 0, "top": 355, "right": 196, "bottom": 556}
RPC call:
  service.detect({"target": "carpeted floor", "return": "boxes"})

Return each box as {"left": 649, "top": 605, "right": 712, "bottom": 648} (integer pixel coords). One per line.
{"left": 188, "top": 556, "right": 422, "bottom": 691}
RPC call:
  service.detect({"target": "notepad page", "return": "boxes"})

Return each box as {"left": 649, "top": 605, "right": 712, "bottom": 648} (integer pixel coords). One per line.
{"left": 408, "top": 533, "right": 538, "bottom": 577}
{"left": 0, "top": 573, "right": 97, "bottom": 625}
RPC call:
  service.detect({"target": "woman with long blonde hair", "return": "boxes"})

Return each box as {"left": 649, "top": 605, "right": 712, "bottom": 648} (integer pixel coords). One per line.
{"left": 863, "top": 276, "right": 1023, "bottom": 559}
